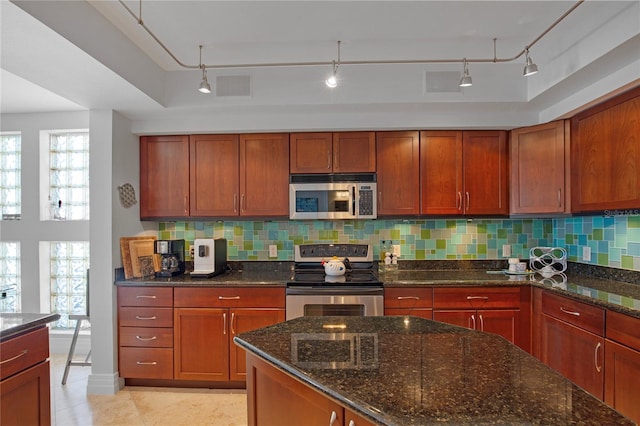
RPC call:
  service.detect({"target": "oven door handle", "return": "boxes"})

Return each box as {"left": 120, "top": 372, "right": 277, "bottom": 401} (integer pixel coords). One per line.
{"left": 286, "top": 287, "right": 383, "bottom": 296}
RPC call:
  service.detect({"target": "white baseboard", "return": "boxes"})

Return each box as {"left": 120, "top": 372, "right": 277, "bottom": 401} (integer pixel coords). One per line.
{"left": 50, "top": 332, "right": 91, "bottom": 356}
{"left": 87, "top": 372, "right": 125, "bottom": 395}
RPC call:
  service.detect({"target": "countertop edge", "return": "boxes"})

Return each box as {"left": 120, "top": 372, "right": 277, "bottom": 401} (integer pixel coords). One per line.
{"left": 0, "top": 313, "right": 61, "bottom": 340}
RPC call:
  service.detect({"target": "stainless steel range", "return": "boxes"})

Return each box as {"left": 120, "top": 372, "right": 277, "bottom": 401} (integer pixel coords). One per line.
{"left": 286, "top": 243, "right": 383, "bottom": 320}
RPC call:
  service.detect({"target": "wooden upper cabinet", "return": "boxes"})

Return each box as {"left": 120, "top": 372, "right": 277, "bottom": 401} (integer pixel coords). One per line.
{"left": 240, "top": 133, "right": 290, "bottom": 217}
{"left": 571, "top": 88, "right": 640, "bottom": 212}
{"left": 376, "top": 131, "right": 420, "bottom": 216}
{"left": 510, "top": 121, "right": 570, "bottom": 215}
{"left": 190, "top": 134, "right": 240, "bottom": 217}
{"left": 463, "top": 131, "right": 508, "bottom": 215}
{"left": 420, "top": 131, "right": 463, "bottom": 215}
{"left": 420, "top": 130, "right": 508, "bottom": 216}
{"left": 140, "top": 135, "right": 190, "bottom": 219}
{"left": 290, "top": 131, "right": 375, "bottom": 173}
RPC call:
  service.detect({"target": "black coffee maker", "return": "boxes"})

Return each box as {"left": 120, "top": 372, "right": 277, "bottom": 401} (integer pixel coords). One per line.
{"left": 154, "top": 239, "right": 185, "bottom": 277}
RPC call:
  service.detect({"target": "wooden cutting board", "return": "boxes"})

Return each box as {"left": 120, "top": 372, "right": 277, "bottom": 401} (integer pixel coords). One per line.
{"left": 120, "top": 236, "right": 157, "bottom": 279}
{"left": 129, "top": 239, "right": 160, "bottom": 278}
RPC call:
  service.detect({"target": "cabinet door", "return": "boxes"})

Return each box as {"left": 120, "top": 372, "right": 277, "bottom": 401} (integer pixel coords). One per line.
{"left": 333, "top": 132, "right": 376, "bottom": 173}
{"left": 246, "top": 353, "right": 344, "bottom": 426}
{"left": 420, "top": 131, "right": 463, "bottom": 215}
{"left": 478, "top": 309, "right": 519, "bottom": 345}
{"left": 572, "top": 89, "right": 640, "bottom": 212}
{"left": 605, "top": 339, "right": 640, "bottom": 424}
{"left": 240, "top": 133, "right": 290, "bottom": 216}
{"left": 0, "top": 361, "right": 50, "bottom": 426}
{"left": 376, "top": 131, "right": 420, "bottom": 215}
{"left": 433, "top": 310, "right": 474, "bottom": 329}
{"left": 510, "top": 121, "right": 570, "bottom": 214}
{"left": 229, "top": 308, "right": 285, "bottom": 381}
{"left": 290, "top": 132, "right": 333, "bottom": 173}
{"left": 174, "top": 308, "right": 228, "bottom": 381}
{"left": 541, "top": 314, "right": 604, "bottom": 399}
{"left": 190, "top": 134, "right": 240, "bottom": 217}
{"left": 140, "top": 135, "right": 190, "bottom": 218}
{"left": 462, "top": 131, "right": 509, "bottom": 215}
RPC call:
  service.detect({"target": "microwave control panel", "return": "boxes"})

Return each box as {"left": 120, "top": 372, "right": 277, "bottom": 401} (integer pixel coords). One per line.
{"left": 358, "top": 185, "right": 375, "bottom": 216}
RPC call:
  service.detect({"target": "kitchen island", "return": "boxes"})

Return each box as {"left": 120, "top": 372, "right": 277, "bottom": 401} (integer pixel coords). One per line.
{"left": 234, "top": 316, "right": 633, "bottom": 425}
{"left": 1, "top": 312, "right": 60, "bottom": 426}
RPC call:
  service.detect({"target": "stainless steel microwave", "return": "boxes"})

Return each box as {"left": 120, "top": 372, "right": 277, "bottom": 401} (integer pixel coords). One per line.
{"left": 289, "top": 174, "right": 377, "bottom": 220}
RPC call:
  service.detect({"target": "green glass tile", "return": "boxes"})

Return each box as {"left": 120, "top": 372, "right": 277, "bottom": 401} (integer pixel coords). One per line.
{"left": 621, "top": 296, "right": 633, "bottom": 308}
{"left": 415, "top": 249, "right": 425, "bottom": 260}
{"left": 621, "top": 255, "right": 634, "bottom": 269}
{"left": 436, "top": 239, "right": 446, "bottom": 249}
{"left": 390, "top": 229, "right": 401, "bottom": 240}
{"left": 243, "top": 241, "right": 254, "bottom": 250}
{"left": 597, "top": 253, "right": 608, "bottom": 266}
{"left": 477, "top": 244, "right": 487, "bottom": 255}
{"left": 446, "top": 220, "right": 457, "bottom": 229}
{"left": 497, "top": 229, "right": 507, "bottom": 239}
{"left": 628, "top": 216, "right": 640, "bottom": 228}
{"left": 513, "top": 223, "right": 522, "bottom": 234}
{"left": 593, "top": 229, "right": 603, "bottom": 241}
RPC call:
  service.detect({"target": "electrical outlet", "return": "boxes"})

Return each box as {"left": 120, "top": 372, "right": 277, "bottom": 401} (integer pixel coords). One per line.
{"left": 392, "top": 244, "right": 401, "bottom": 257}
{"left": 582, "top": 246, "right": 591, "bottom": 261}
{"left": 190, "top": 246, "right": 195, "bottom": 258}
{"left": 269, "top": 245, "right": 278, "bottom": 258}
{"left": 502, "top": 244, "right": 511, "bottom": 257}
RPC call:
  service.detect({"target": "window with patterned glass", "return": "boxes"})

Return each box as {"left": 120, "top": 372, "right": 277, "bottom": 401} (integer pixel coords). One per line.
{"left": 48, "top": 241, "right": 90, "bottom": 329}
{"left": 0, "top": 242, "right": 21, "bottom": 313}
{"left": 47, "top": 131, "right": 90, "bottom": 220}
{"left": 1, "top": 132, "right": 21, "bottom": 220}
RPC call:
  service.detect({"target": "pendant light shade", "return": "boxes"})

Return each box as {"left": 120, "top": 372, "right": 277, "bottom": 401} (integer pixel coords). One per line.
{"left": 198, "top": 68, "right": 211, "bottom": 93}
{"left": 459, "top": 59, "right": 472, "bottom": 87}
{"left": 523, "top": 48, "right": 538, "bottom": 76}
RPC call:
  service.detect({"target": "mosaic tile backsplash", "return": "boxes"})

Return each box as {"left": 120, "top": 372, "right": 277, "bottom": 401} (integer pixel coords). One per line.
{"left": 158, "top": 218, "right": 553, "bottom": 263}
{"left": 156, "top": 215, "right": 640, "bottom": 273}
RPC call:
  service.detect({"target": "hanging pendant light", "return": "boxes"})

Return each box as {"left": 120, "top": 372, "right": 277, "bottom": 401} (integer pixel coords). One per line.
{"left": 459, "top": 58, "right": 472, "bottom": 87}
{"left": 523, "top": 48, "right": 539, "bottom": 76}
{"left": 197, "top": 45, "right": 212, "bottom": 94}
{"left": 325, "top": 41, "right": 341, "bottom": 88}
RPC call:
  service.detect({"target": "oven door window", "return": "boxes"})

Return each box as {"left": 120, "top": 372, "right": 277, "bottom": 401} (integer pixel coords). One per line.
{"left": 304, "top": 304, "right": 365, "bottom": 317}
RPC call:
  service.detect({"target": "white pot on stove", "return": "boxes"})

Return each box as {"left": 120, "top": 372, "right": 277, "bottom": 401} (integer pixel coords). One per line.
{"left": 323, "top": 257, "right": 346, "bottom": 276}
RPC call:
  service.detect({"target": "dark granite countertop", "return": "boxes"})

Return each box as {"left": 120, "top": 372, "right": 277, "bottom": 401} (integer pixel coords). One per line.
{"left": 0, "top": 313, "right": 61, "bottom": 340}
{"left": 235, "top": 316, "right": 633, "bottom": 425}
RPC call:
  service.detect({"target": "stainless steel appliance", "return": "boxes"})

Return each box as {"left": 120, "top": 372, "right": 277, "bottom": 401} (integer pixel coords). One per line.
{"left": 286, "top": 243, "right": 383, "bottom": 320}
{"left": 191, "top": 238, "right": 228, "bottom": 278}
{"left": 289, "top": 174, "right": 377, "bottom": 220}
{"left": 154, "top": 239, "right": 185, "bottom": 277}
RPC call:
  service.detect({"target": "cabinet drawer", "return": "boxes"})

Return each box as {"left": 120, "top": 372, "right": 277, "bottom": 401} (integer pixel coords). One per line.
{"left": 174, "top": 287, "right": 285, "bottom": 308}
{"left": 118, "top": 286, "right": 173, "bottom": 307}
{"left": 542, "top": 291, "right": 604, "bottom": 336}
{"left": 606, "top": 310, "right": 640, "bottom": 351}
{"left": 0, "top": 327, "right": 49, "bottom": 380}
{"left": 119, "top": 347, "right": 173, "bottom": 379}
{"left": 433, "top": 287, "right": 521, "bottom": 309}
{"left": 385, "top": 287, "right": 433, "bottom": 308}
{"left": 119, "top": 307, "right": 173, "bottom": 327}
{"left": 119, "top": 327, "right": 173, "bottom": 348}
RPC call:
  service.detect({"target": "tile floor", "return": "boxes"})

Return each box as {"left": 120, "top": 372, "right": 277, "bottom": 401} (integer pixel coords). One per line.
{"left": 50, "top": 354, "right": 248, "bottom": 426}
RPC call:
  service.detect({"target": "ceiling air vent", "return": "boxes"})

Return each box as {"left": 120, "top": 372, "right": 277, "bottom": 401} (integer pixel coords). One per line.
{"left": 215, "top": 75, "right": 251, "bottom": 97}
{"left": 425, "top": 71, "right": 461, "bottom": 93}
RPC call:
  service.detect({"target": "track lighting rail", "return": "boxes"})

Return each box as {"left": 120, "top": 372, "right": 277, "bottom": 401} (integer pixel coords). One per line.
{"left": 119, "top": 0, "right": 583, "bottom": 71}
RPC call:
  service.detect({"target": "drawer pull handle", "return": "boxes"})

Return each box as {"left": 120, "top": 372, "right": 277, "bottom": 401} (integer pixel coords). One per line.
{"left": 135, "top": 315, "right": 157, "bottom": 320}
{"left": 466, "top": 296, "right": 489, "bottom": 301}
{"left": 136, "top": 336, "right": 157, "bottom": 341}
{"left": 136, "top": 295, "right": 157, "bottom": 299}
{"left": 348, "top": 421, "right": 355, "bottom": 426}
{"left": 218, "top": 296, "right": 241, "bottom": 300}
{"left": 397, "top": 296, "right": 420, "bottom": 300}
{"left": 231, "top": 312, "right": 236, "bottom": 335}
{"left": 0, "top": 350, "right": 28, "bottom": 365}
{"left": 560, "top": 307, "right": 580, "bottom": 316}
{"left": 329, "top": 410, "right": 338, "bottom": 426}
{"left": 595, "top": 342, "right": 602, "bottom": 373}
{"left": 136, "top": 361, "right": 158, "bottom": 365}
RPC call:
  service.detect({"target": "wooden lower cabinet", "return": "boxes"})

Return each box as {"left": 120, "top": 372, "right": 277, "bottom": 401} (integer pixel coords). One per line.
{"left": 432, "top": 286, "right": 530, "bottom": 352}
{"left": 0, "top": 326, "right": 52, "bottom": 426}
{"left": 539, "top": 291, "right": 605, "bottom": 399}
{"left": 247, "top": 352, "right": 376, "bottom": 426}
{"left": 174, "top": 307, "right": 285, "bottom": 382}
{"left": 604, "top": 309, "right": 640, "bottom": 423}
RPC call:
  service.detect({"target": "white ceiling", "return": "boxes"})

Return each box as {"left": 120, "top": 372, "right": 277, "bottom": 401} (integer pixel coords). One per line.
{"left": 1, "top": 0, "right": 639, "bottom": 132}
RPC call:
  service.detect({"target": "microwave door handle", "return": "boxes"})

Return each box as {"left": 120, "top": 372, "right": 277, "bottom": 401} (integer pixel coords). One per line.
{"left": 352, "top": 186, "right": 356, "bottom": 216}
